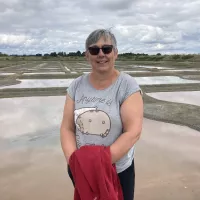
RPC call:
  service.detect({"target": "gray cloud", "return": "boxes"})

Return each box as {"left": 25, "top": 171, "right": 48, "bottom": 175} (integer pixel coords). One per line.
{"left": 96, "top": 0, "right": 134, "bottom": 11}
{"left": 0, "top": 0, "right": 200, "bottom": 54}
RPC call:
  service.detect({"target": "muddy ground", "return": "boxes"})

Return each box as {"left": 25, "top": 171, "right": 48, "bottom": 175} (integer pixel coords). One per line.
{"left": 0, "top": 60, "right": 200, "bottom": 200}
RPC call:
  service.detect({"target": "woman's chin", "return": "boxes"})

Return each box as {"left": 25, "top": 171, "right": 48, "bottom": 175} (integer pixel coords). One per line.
{"left": 93, "top": 64, "right": 111, "bottom": 72}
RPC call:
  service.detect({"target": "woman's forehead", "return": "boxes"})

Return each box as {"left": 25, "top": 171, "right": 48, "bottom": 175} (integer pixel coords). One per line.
{"left": 91, "top": 36, "right": 112, "bottom": 46}
{"left": 99, "top": 35, "right": 111, "bottom": 42}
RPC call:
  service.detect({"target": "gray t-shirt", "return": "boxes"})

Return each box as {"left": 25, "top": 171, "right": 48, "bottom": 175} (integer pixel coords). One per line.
{"left": 67, "top": 72, "right": 142, "bottom": 173}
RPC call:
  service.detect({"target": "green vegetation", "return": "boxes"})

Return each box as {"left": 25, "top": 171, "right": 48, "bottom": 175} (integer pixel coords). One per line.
{"left": 0, "top": 51, "right": 200, "bottom": 62}
{"left": 0, "top": 51, "right": 200, "bottom": 69}
{"left": 117, "top": 53, "right": 199, "bottom": 62}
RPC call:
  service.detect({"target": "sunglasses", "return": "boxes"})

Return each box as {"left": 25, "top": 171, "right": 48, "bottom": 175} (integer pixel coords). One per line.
{"left": 88, "top": 45, "right": 113, "bottom": 55}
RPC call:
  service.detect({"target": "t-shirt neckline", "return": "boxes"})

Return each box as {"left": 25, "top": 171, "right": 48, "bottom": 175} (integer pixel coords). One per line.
{"left": 86, "top": 71, "right": 122, "bottom": 91}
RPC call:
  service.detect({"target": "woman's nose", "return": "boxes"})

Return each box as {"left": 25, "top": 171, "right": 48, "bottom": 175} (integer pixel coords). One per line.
{"left": 98, "top": 49, "right": 105, "bottom": 56}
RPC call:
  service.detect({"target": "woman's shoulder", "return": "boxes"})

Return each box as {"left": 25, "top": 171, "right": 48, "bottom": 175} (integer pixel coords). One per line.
{"left": 119, "top": 72, "right": 139, "bottom": 86}
{"left": 67, "top": 74, "right": 88, "bottom": 99}
{"left": 69, "top": 73, "right": 88, "bottom": 87}
{"left": 117, "top": 72, "right": 143, "bottom": 103}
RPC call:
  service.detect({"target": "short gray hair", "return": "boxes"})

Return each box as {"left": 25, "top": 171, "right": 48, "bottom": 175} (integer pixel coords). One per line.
{"left": 85, "top": 29, "right": 117, "bottom": 51}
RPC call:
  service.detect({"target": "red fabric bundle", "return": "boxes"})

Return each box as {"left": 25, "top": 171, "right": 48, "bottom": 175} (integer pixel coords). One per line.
{"left": 69, "top": 145, "right": 124, "bottom": 200}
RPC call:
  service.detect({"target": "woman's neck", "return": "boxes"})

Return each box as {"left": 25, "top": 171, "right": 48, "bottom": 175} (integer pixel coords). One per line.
{"left": 89, "top": 69, "right": 120, "bottom": 90}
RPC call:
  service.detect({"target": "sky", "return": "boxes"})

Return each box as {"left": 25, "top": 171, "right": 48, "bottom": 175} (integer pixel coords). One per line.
{"left": 0, "top": 0, "right": 200, "bottom": 55}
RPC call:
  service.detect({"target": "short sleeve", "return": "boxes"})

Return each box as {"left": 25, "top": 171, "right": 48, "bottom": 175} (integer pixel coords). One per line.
{"left": 119, "top": 74, "right": 143, "bottom": 105}
{"left": 66, "top": 77, "right": 81, "bottom": 100}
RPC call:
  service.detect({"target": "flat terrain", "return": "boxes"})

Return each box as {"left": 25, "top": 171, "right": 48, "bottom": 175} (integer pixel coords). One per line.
{"left": 0, "top": 60, "right": 200, "bottom": 200}
{"left": 1, "top": 60, "right": 200, "bottom": 131}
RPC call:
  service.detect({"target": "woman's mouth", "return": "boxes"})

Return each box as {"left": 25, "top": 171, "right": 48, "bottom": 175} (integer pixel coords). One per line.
{"left": 96, "top": 61, "right": 108, "bottom": 64}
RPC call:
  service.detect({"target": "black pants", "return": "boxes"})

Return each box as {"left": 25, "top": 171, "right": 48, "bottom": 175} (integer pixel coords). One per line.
{"left": 68, "top": 159, "right": 135, "bottom": 200}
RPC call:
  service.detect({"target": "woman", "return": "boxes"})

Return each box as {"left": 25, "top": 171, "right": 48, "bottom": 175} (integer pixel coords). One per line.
{"left": 60, "top": 28, "right": 143, "bottom": 200}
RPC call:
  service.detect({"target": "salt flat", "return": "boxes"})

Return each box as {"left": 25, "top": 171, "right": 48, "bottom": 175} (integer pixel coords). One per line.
{"left": 0, "top": 79, "right": 74, "bottom": 89}
{"left": 23, "top": 72, "right": 66, "bottom": 75}
{"left": 0, "top": 103, "right": 199, "bottom": 200}
{"left": 162, "top": 69, "right": 200, "bottom": 72}
{"left": 1, "top": 76, "right": 200, "bottom": 89}
{"left": 134, "top": 76, "right": 200, "bottom": 85}
{"left": 0, "top": 61, "right": 200, "bottom": 200}
{"left": 135, "top": 65, "right": 172, "bottom": 69}
{"left": 121, "top": 70, "right": 150, "bottom": 73}
{"left": 77, "top": 63, "right": 90, "bottom": 66}
{"left": 115, "top": 65, "right": 172, "bottom": 70}
{"left": 0, "top": 73, "right": 15, "bottom": 75}
{"left": 146, "top": 91, "right": 200, "bottom": 106}
{"left": 0, "top": 96, "right": 65, "bottom": 139}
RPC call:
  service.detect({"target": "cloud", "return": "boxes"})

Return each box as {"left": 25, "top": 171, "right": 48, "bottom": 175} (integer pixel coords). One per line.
{"left": 0, "top": 31, "right": 34, "bottom": 47}
{"left": 94, "top": 0, "right": 134, "bottom": 11}
{"left": 0, "top": 0, "right": 200, "bottom": 54}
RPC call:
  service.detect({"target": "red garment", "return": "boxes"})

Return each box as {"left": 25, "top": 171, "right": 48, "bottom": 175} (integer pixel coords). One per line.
{"left": 69, "top": 145, "right": 124, "bottom": 200}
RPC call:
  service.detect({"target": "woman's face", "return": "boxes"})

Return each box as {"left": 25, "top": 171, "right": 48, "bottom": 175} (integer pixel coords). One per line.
{"left": 86, "top": 36, "right": 118, "bottom": 74}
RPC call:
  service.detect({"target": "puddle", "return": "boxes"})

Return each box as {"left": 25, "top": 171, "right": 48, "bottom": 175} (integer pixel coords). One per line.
{"left": 162, "top": 69, "right": 200, "bottom": 72}
{"left": 0, "top": 79, "right": 74, "bottom": 89}
{"left": 134, "top": 76, "right": 200, "bottom": 85}
{"left": 0, "top": 91, "right": 200, "bottom": 200}
{"left": 64, "top": 67, "right": 71, "bottom": 71}
{"left": 115, "top": 65, "right": 173, "bottom": 69}
{"left": 121, "top": 71, "right": 150, "bottom": 73}
{"left": 35, "top": 68, "right": 60, "bottom": 70}
{"left": 129, "top": 65, "right": 173, "bottom": 69}
{"left": 0, "top": 96, "right": 65, "bottom": 139}
{"left": 0, "top": 73, "right": 15, "bottom": 75}
{"left": 77, "top": 63, "right": 90, "bottom": 66}
{"left": 1, "top": 75, "right": 200, "bottom": 89}
{"left": 23, "top": 72, "right": 66, "bottom": 75}
{"left": 146, "top": 91, "right": 200, "bottom": 106}
{"left": 74, "top": 68, "right": 91, "bottom": 70}
{"left": 0, "top": 117, "right": 199, "bottom": 200}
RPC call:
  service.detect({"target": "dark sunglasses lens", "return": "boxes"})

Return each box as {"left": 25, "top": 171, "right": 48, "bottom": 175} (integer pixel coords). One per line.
{"left": 88, "top": 45, "right": 113, "bottom": 55}
{"left": 102, "top": 46, "right": 112, "bottom": 54}
{"left": 88, "top": 47, "right": 99, "bottom": 55}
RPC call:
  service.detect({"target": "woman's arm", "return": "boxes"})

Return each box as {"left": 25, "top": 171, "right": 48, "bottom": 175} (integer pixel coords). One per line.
{"left": 60, "top": 94, "right": 77, "bottom": 163}
{"left": 110, "top": 91, "right": 143, "bottom": 163}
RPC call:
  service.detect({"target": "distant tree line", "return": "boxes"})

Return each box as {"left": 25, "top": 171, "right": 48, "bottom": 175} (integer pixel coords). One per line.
{"left": 117, "top": 53, "right": 196, "bottom": 61}
{"left": 41, "top": 51, "right": 85, "bottom": 57}
{"left": 0, "top": 51, "right": 198, "bottom": 61}
{"left": 0, "top": 52, "right": 8, "bottom": 57}
{"left": 1, "top": 51, "right": 85, "bottom": 57}
{"left": 0, "top": 51, "right": 85, "bottom": 57}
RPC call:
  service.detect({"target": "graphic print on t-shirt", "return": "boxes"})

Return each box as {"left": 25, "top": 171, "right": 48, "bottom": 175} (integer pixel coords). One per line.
{"left": 74, "top": 107, "right": 111, "bottom": 138}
